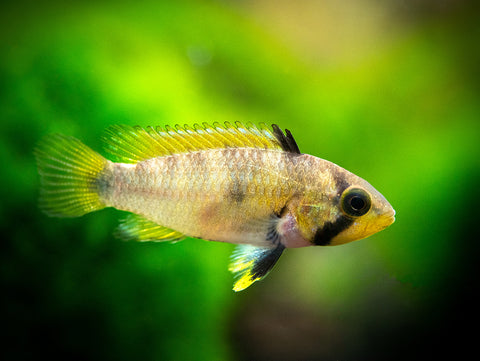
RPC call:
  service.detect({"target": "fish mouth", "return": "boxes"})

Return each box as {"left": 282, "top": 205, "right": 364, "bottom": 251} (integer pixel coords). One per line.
{"left": 373, "top": 206, "right": 395, "bottom": 231}
{"left": 383, "top": 208, "right": 396, "bottom": 228}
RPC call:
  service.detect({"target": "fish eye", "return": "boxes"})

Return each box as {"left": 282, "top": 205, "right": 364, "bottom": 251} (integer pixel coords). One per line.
{"left": 341, "top": 188, "right": 371, "bottom": 217}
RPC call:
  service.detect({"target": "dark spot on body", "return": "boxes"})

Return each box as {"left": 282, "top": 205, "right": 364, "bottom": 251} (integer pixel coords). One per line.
{"left": 229, "top": 179, "right": 246, "bottom": 203}
{"left": 230, "top": 191, "right": 245, "bottom": 203}
{"left": 94, "top": 166, "right": 114, "bottom": 197}
{"left": 313, "top": 215, "right": 353, "bottom": 246}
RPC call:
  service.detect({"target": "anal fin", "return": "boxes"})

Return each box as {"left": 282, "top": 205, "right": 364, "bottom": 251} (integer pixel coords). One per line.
{"left": 115, "top": 214, "right": 185, "bottom": 242}
{"left": 229, "top": 243, "right": 285, "bottom": 292}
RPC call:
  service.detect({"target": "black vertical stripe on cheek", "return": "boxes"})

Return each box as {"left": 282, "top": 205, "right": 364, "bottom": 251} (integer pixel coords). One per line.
{"left": 312, "top": 167, "right": 354, "bottom": 245}
{"left": 313, "top": 216, "right": 354, "bottom": 246}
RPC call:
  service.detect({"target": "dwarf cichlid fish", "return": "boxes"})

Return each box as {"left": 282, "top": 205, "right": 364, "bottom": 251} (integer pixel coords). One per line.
{"left": 34, "top": 122, "right": 395, "bottom": 291}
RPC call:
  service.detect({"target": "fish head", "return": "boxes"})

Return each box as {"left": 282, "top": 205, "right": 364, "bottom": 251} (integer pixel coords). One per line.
{"left": 326, "top": 177, "right": 396, "bottom": 246}
{"left": 294, "top": 161, "right": 396, "bottom": 247}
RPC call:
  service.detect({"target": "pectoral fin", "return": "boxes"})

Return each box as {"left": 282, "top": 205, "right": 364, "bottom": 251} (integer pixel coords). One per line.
{"left": 229, "top": 243, "right": 285, "bottom": 292}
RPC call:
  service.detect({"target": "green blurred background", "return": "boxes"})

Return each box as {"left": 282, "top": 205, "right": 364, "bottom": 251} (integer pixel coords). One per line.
{"left": 1, "top": 1, "right": 479, "bottom": 360}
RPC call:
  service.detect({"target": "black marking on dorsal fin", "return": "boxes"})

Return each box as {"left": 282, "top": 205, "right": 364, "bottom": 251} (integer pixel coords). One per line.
{"left": 271, "top": 124, "right": 301, "bottom": 154}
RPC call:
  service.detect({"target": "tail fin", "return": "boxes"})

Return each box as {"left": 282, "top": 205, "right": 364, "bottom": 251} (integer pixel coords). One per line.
{"left": 34, "top": 134, "right": 108, "bottom": 217}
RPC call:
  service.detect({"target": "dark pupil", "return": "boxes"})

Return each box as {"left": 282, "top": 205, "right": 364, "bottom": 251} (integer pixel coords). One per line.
{"left": 350, "top": 196, "right": 365, "bottom": 211}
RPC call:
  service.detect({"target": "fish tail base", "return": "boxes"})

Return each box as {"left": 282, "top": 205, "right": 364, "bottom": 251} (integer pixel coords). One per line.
{"left": 34, "top": 134, "right": 108, "bottom": 217}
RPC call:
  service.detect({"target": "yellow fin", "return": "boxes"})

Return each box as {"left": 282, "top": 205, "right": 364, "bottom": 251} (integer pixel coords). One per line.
{"left": 102, "top": 122, "right": 296, "bottom": 163}
{"left": 229, "top": 244, "right": 285, "bottom": 292}
{"left": 34, "top": 134, "right": 107, "bottom": 217}
{"left": 115, "top": 214, "right": 185, "bottom": 242}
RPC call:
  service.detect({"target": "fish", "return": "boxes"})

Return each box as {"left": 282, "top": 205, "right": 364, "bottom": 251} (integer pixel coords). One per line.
{"left": 34, "top": 122, "right": 395, "bottom": 291}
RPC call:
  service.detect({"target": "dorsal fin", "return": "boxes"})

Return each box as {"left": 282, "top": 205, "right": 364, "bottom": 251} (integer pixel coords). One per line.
{"left": 271, "top": 124, "right": 301, "bottom": 154}
{"left": 102, "top": 122, "right": 300, "bottom": 163}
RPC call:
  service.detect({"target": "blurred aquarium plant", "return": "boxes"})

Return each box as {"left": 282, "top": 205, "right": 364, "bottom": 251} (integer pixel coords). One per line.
{"left": 1, "top": 1, "right": 479, "bottom": 360}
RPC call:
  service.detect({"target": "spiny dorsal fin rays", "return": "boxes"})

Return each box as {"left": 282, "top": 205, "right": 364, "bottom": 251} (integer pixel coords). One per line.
{"left": 272, "top": 124, "right": 301, "bottom": 154}
{"left": 102, "top": 122, "right": 300, "bottom": 164}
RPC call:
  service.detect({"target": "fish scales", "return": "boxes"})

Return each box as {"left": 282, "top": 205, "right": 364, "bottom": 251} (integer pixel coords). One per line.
{"left": 35, "top": 122, "right": 395, "bottom": 291}
{"left": 101, "top": 148, "right": 305, "bottom": 246}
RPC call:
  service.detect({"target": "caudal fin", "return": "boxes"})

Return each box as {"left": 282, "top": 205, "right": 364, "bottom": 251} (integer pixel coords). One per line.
{"left": 34, "top": 134, "right": 108, "bottom": 217}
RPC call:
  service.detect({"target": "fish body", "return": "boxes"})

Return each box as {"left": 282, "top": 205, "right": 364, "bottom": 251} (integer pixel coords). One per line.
{"left": 35, "top": 122, "right": 395, "bottom": 291}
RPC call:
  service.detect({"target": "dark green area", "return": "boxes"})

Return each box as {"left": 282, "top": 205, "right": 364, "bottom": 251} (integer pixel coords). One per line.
{"left": 1, "top": 1, "right": 479, "bottom": 360}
